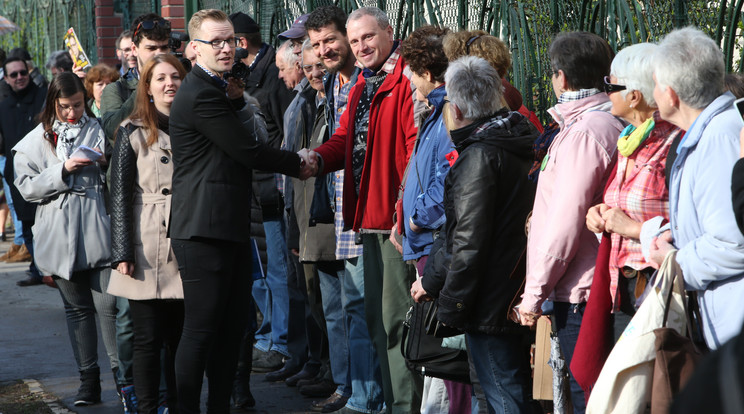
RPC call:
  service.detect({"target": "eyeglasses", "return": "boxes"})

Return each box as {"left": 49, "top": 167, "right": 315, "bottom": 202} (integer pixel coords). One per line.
{"left": 603, "top": 76, "right": 627, "bottom": 94}
{"left": 7, "top": 70, "right": 29, "bottom": 79}
{"left": 194, "top": 37, "right": 239, "bottom": 50}
{"left": 302, "top": 62, "right": 326, "bottom": 73}
{"left": 133, "top": 18, "right": 170, "bottom": 40}
{"left": 466, "top": 35, "right": 482, "bottom": 54}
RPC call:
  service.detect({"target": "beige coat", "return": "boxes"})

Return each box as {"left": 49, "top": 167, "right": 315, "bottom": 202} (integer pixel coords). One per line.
{"left": 108, "top": 119, "right": 183, "bottom": 300}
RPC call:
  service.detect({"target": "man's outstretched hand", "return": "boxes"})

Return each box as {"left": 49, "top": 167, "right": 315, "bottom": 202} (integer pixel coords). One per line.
{"left": 298, "top": 149, "right": 319, "bottom": 180}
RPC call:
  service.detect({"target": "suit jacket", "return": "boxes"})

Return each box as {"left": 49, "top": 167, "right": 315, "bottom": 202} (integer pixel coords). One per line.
{"left": 169, "top": 65, "right": 301, "bottom": 243}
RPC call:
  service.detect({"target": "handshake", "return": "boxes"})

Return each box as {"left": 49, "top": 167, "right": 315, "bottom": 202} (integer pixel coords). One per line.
{"left": 298, "top": 148, "right": 320, "bottom": 180}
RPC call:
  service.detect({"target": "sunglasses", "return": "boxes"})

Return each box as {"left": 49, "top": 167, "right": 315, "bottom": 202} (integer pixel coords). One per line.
{"left": 603, "top": 76, "right": 627, "bottom": 94}
{"left": 7, "top": 70, "right": 29, "bottom": 79}
{"left": 466, "top": 35, "right": 482, "bottom": 54}
{"left": 133, "top": 18, "right": 170, "bottom": 40}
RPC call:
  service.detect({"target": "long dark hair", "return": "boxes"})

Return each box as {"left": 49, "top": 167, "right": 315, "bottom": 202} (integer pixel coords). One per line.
{"left": 40, "top": 72, "right": 96, "bottom": 148}
{"left": 129, "top": 54, "right": 186, "bottom": 147}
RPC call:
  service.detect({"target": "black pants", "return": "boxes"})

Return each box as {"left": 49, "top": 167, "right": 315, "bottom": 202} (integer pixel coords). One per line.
{"left": 172, "top": 238, "right": 252, "bottom": 414}
{"left": 129, "top": 299, "right": 184, "bottom": 414}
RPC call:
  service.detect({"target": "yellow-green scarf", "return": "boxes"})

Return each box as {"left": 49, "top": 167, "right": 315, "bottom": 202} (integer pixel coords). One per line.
{"left": 617, "top": 117, "right": 655, "bottom": 157}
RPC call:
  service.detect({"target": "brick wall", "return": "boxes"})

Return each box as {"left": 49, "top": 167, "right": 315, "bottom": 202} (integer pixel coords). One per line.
{"left": 95, "top": 0, "right": 122, "bottom": 67}
{"left": 162, "top": 0, "right": 187, "bottom": 54}
{"left": 94, "top": 0, "right": 187, "bottom": 66}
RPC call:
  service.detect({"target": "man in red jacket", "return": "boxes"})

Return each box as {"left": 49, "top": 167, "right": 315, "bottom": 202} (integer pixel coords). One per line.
{"left": 300, "top": 6, "right": 421, "bottom": 413}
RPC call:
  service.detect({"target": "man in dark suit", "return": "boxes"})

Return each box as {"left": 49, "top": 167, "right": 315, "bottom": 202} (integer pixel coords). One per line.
{"left": 168, "top": 9, "right": 314, "bottom": 413}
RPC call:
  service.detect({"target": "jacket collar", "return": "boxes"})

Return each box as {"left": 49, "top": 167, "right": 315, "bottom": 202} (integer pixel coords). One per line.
{"left": 678, "top": 91, "right": 735, "bottom": 151}
{"left": 245, "top": 44, "right": 275, "bottom": 85}
{"left": 359, "top": 41, "right": 401, "bottom": 78}
{"left": 548, "top": 92, "right": 612, "bottom": 129}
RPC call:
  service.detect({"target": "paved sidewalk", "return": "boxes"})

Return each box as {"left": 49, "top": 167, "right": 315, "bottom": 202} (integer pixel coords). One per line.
{"left": 0, "top": 236, "right": 316, "bottom": 413}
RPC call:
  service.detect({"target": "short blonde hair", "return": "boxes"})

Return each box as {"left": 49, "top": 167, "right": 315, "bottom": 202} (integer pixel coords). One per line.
{"left": 188, "top": 9, "right": 230, "bottom": 40}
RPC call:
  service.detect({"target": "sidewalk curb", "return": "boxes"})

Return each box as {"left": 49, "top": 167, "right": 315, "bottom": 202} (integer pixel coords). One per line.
{"left": 22, "top": 379, "right": 75, "bottom": 414}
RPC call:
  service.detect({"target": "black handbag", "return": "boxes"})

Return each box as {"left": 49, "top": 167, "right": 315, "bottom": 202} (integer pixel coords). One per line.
{"left": 401, "top": 301, "right": 471, "bottom": 383}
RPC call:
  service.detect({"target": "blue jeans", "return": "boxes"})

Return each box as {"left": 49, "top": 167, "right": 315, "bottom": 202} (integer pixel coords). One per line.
{"left": 0, "top": 155, "right": 23, "bottom": 246}
{"left": 553, "top": 302, "right": 586, "bottom": 414}
{"left": 252, "top": 278, "right": 272, "bottom": 350}
{"left": 341, "top": 256, "right": 385, "bottom": 413}
{"left": 254, "top": 218, "right": 290, "bottom": 356}
{"left": 317, "top": 261, "right": 350, "bottom": 397}
{"left": 466, "top": 332, "right": 531, "bottom": 414}
{"left": 115, "top": 296, "right": 135, "bottom": 385}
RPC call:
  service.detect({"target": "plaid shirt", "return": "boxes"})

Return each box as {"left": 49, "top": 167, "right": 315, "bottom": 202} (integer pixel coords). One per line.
{"left": 604, "top": 113, "right": 681, "bottom": 311}
{"left": 331, "top": 72, "right": 363, "bottom": 259}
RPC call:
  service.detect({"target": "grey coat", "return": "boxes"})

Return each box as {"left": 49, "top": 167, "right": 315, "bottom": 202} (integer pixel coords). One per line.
{"left": 13, "top": 122, "right": 112, "bottom": 279}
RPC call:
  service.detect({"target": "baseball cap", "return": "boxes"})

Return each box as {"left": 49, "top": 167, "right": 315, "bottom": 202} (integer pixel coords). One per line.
{"left": 229, "top": 12, "right": 260, "bottom": 34}
{"left": 277, "top": 14, "right": 309, "bottom": 41}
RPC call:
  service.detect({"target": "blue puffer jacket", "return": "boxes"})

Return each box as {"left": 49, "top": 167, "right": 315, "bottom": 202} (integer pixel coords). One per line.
{"left": 402, "top": 85, "right": 455, "bottom": 261}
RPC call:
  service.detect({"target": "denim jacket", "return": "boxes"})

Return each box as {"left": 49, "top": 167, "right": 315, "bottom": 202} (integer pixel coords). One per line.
{"left": 402, "top": 86, "right": 454, "bottom": 260}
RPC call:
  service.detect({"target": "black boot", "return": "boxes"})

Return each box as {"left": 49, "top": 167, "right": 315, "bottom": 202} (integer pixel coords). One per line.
{"left": 232, "top": 331, "right": 255, "bottom": 409}
{"left": 74, "top": 367, "right": 101, "bottom": 406}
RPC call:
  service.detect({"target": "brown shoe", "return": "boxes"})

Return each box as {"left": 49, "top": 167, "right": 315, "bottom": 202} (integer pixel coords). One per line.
{"left": 7, "top": 244, "right": 31, "bottom": 263}
{"left": 0, "top": 243, "right": 22, "bottom": 261}
{"left": 310, "top": 392, "right": 349, "bottom": 412}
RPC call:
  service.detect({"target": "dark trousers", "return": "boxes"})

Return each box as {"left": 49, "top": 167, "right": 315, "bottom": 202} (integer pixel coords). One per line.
{"left": 172, "top": 238, "right": 252, "bottom": 414}
{"left": 129, "top": 299, "right": 184, "bottom": 414}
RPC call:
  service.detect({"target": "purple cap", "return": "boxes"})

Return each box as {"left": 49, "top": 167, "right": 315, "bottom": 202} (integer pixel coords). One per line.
{"left": 277, "top": 14, "right": 309, "bottom": 41}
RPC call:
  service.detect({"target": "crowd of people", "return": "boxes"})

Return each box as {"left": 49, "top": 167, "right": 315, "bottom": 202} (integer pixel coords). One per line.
{"left": 2, "top": 4, "right": 744, "bottom": 414}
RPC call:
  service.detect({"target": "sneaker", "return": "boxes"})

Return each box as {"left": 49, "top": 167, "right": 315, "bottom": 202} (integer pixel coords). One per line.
{"left": 120, "top": 384, "right": 138, "bottom": 413}
{"left": 157, "top": 402, "right": 169, "bottom": 414}
{"left": 251, "top": 350, "right": 285, "bottom": 373}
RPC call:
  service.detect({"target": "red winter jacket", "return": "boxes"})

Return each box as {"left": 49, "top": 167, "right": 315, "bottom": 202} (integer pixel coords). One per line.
{"left": 314, "top": 54, "right": 417, "bottom": 232}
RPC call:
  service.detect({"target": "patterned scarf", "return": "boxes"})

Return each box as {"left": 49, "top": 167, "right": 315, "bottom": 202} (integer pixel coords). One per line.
{"left": 53, "top": 114, "right": 90, "bottom": 160}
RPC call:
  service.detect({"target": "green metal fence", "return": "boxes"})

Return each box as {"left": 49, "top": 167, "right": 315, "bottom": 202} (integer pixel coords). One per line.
{"left": 187, "top": 0, "right": 744, "bottom": 120}
{"left": 2, "top": 0, "right": 744, "bottom": 119}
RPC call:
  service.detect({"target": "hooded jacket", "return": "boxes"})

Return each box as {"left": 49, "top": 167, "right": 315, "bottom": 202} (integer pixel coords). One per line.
{"left": 436, "top": 110, "right": 537, "bottom": 334}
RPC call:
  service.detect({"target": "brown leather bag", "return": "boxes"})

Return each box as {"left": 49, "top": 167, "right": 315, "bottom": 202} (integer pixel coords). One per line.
{"left": 651, "top": 262, "right": 705, "bottom": 414}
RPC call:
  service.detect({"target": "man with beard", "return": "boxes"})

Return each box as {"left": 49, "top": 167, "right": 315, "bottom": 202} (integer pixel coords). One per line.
{"left": 305, "top": 6, "right": 385, "bottom": 413}
{"left": 0, "top": 56, "right": 46, "bottom": 285}
{"left": 115, "top": 31, "right": 136, "bottom": 77}
{"left": 302, "top": 6, "right": 422, "bottom": 413}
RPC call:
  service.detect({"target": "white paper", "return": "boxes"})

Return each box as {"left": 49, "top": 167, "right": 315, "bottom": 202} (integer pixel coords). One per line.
{"left": 70, "top": 145, "right": 102, "bottom": 162}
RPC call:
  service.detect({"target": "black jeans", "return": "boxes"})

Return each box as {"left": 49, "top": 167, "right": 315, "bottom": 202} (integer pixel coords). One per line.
{"left": 129, "top": 299, "right": 184, "bottom": 414}
{"left": 172, "top": 238, "right": 252, "bottom": 414}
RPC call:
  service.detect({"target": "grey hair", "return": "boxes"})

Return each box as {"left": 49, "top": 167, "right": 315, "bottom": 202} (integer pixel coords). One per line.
{"left": 445, "top": 56, "right": 503, "bottom": 120}
{"left": 653, "top": 27, "right": 724, "bottom": 109}
{"left": 347, "top": 7, "right": 389, "bottom": 30}
{"left": 302, "top": 37, "right": 313, "bottom": 54}
{"left": 611, "top": 43, "right": 658, "bottom": 107}
{"left": 278, "top": 40, "right": 300, "bottom": 67}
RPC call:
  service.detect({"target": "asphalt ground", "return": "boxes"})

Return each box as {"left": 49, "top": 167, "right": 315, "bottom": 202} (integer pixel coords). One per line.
{"left": 0, "top": 233, "right": 319, "bottom": 413}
